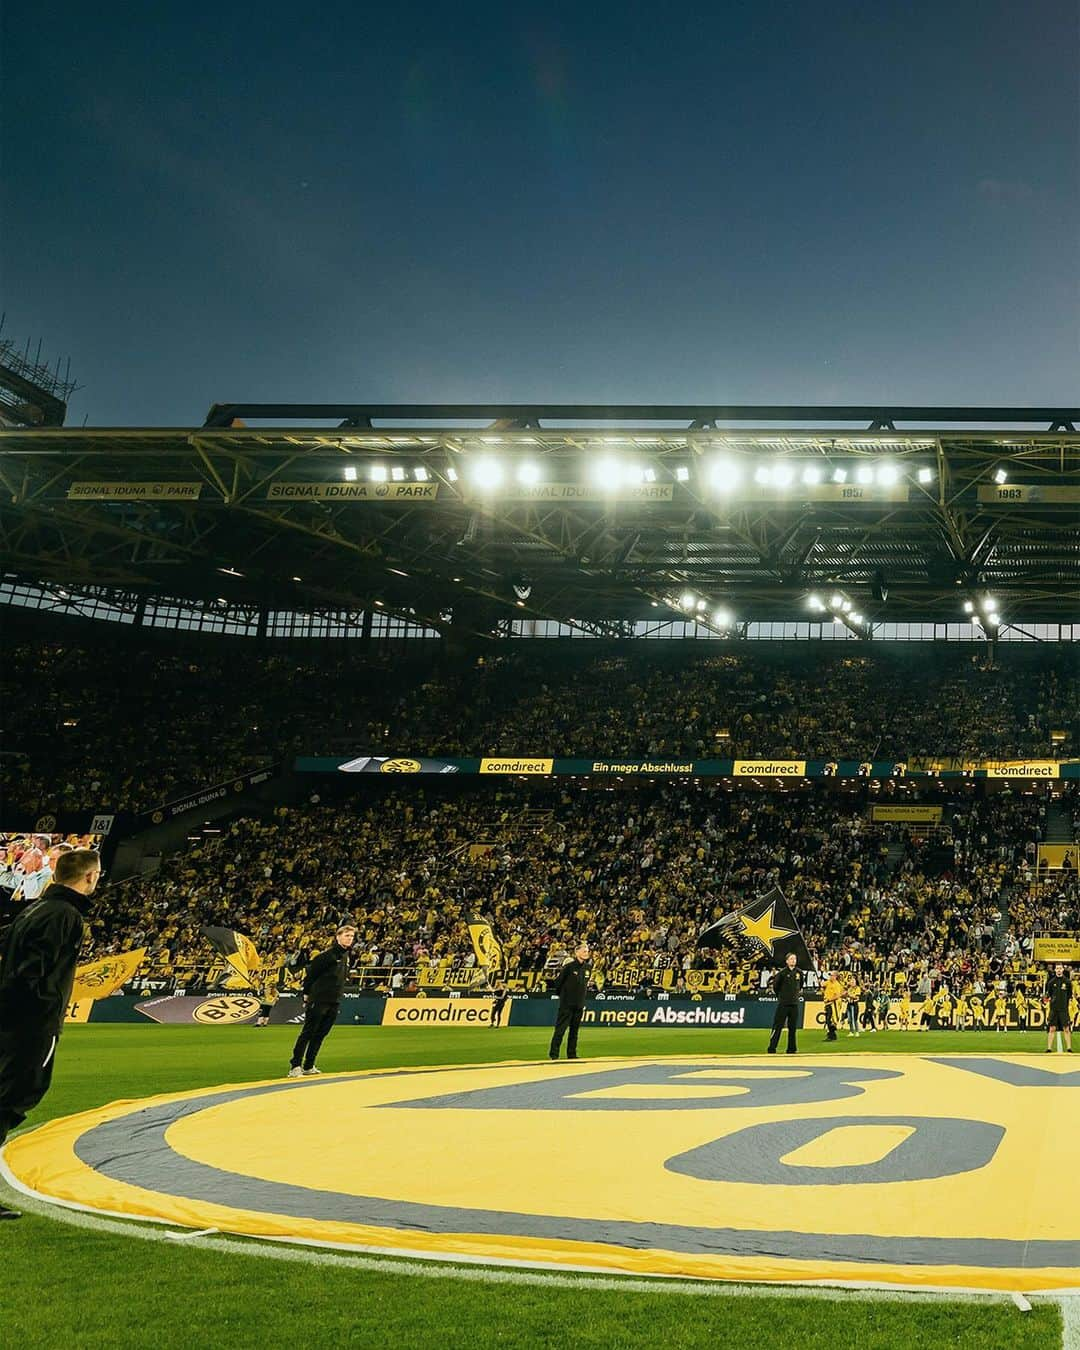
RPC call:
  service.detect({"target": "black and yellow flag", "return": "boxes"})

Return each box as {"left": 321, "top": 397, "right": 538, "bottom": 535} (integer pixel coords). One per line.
{"left": 201, "top": 925, "right": 261, "bottom": 986}
{"left": 71, "top": 949, "right": 146, "bottom": 1002}
{"left": 468, "top": 919, "right": 503, "bottom": 970}
{"left": 697, "top": 886, "right": 814, "bottom": 968}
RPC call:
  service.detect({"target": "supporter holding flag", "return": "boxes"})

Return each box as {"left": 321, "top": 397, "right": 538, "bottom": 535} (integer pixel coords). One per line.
{"left": 698, "top": 887, "right": 813, "bottom": 1056}
{"left": 697, "top": 886, "right": 813, "bottom": 969}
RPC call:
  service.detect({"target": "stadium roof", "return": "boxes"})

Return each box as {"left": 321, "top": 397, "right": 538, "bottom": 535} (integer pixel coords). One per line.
{"left": 1, "top": 404, "right": 1077, "bottom": 637}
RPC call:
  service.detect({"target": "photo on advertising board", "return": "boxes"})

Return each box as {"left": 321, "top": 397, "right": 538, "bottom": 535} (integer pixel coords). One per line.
{"left": 0, "top": 830, "right": 105, "bottom": 905}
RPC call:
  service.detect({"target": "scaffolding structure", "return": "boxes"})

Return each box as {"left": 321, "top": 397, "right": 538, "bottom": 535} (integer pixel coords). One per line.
{"left": 0, "top": 318, "right": 79, "bottom": 428}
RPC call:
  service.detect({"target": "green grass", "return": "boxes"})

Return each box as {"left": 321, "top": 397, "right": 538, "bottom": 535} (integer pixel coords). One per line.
{"left": 0, "top": 1026, "right": 1066, "bottom": 1349}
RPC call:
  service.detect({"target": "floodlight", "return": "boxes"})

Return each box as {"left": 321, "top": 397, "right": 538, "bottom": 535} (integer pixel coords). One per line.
{"left": 708, "top": 458, "right": 741, "bottom": 492}
{"left": 772, "top": 462, "right": 794, "bottom": 487}
{"left": 343, "top": 465, "right": 358, "bottom": 482}
{"left": 589, "top": 456, "right": 622, "bottom": 489}
{"left": 469, "top": 457, "right": 504, "bottom": 490}
{"left": 517, "top": 461, "right": 541, "bottom": 485}
{"left": 855, "top": 465, "right": 874, "bottom": 485}
{"left": 917, "top": 466, "right": 933, "bottom": 484}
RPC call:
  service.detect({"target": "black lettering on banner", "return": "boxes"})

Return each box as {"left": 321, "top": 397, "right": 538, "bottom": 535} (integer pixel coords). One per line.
{"left": 666, "top": 1115, "right": 1004, "bottom": 1185}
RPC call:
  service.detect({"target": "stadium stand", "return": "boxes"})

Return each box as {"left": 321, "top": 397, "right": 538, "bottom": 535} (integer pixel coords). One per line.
{"left": 2, "top": 630, "right": 1077, "bottom": 813}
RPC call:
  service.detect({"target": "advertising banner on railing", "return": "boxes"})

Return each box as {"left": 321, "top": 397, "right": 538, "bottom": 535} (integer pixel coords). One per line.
{"left": 143, "top": 766, "right": 279, "bottom": 825}
{"left": 870, "top": 805, "right": 944, "bottom": 823}
{"left": 506, "top": 998, "right": 787, "bottom": 1030}
{"left": 382, "top": 997, "right": 510, "bottom": 1028}
{"left": 297, "top": 754, "right": 1080, "bottom": 781}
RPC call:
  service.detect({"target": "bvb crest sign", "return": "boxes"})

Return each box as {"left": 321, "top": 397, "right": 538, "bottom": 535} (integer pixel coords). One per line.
{"left": 6, "top": 1054, "right": 1080, "bottom": 1292}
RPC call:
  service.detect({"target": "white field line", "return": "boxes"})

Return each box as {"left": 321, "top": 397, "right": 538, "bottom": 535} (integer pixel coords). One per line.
{"left": 1060, "top": 1297, "right": 1079, "bottom": 1350}
{"left": 0, "top": 1166, "right": 1061, "bottom": 1315}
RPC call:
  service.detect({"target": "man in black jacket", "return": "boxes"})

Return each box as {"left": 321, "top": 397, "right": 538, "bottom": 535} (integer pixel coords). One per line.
{"left": 288, "top": 923, "right": 355, "bottom": 1077}
{"left": 549, "top": 942, "right": 590, "bottom": 1061}
{"left": 1044, "top": 962, "right": 1073, "bottom": 1053}
{"left": 0, "top": 848, "right": 102, "bottom": 1219}
{"left": 767, "top": 951, "right": 804, "bottom": 1054}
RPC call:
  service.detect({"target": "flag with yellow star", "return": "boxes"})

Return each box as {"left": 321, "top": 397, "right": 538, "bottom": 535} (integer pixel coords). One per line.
{"left": 697, "top": 886, "right": 813, "bottom": 968}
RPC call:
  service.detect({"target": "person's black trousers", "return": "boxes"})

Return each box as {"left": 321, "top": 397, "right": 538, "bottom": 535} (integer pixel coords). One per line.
{"left": 824, "top": 1003, "right": 838, "bottom": 1040}
{"left": 549, "top": 1004, "right": 583, "bottom": 1059}
{"left": 0, "top": 1021, "right": 60, "bottom": 1146}
{"left": 768, "top": 1003, "right": 798, "bottom": 1054}
{"left": 290, "top": 1002, "right": 339, "bottom": 1070}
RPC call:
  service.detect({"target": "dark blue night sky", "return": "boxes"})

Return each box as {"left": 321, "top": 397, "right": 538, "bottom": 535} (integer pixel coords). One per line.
{"left": 3, "top": 1, "right": 1077, "bottom": 424}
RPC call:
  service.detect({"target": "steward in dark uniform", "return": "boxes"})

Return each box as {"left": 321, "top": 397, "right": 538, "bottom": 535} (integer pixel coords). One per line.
{"left": 1045, "top": 964, "right": 1073, "bottom": 1053}
{"left": 767, "top": 953, "right": 804, "bottom": 1054}
{"left": 0, "top": 848, "right": 102, "bottom": 1220}
{"left": 288, "top": 923, "right": 355, "bottom": 1075}
{"left": 549, "top": 943, "right": 590, "bottom": 1060}
{"left": 490, "top": 980, "right": 509, "bottom": 1028}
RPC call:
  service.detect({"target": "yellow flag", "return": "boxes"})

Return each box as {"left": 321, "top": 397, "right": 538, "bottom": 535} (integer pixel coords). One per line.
{"left": 201, "top": 926, "right": 261, "bottom": 984}
{"left": 468, "top": 920, "right": 503, "bottom": 970}
{"left": 71, "top": 949, "right": 146, "bottom": 1002}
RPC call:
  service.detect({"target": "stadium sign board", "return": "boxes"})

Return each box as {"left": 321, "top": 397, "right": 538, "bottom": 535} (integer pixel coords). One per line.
{"left": 67, "top": 482, "right": 203, "bottom": 500}
{"left": 296, "top": 755, "right": 1080, "bottom": 781}
{"left": 266, "top": 482, "right": 439, "bottom": 501}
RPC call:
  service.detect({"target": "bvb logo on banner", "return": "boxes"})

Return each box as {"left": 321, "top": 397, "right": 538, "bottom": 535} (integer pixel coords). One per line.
{"left": 18, "top": 1054, "right": 1080, "bottom": 1291}
{"left": 379, "top": 758, "right": 422, "bottom": 773}
{"left": 192, "top": 995, "right": 262, "bottom": 1024}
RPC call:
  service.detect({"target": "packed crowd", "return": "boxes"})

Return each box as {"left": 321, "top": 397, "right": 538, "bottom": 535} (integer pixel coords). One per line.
{"left": 66, "top": 781, "right": 1076, "bottom": 1001}
{"left": 2, "top": 628, "right": 1076, "bottom": 814}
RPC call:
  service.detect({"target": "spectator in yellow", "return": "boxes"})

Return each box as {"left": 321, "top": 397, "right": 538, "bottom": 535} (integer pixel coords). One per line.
{"left": 822, "top": 972, "right": 842, "bottom": 1043}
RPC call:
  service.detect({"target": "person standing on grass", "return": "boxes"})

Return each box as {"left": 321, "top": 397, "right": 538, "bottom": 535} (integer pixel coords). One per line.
{"left": 549, "top": 942, "right": 590, "bottom": 1060}
{"left": 0, "top": 849, "right": 102, "bottom": 1220}
{"left": 821, "top": 970, "right": 842, "bottom": 1042}
{"left": 288, "top": 922, "right": 355, "bottom": 1077}
{"left": 490, "top": 978, "right": 510, "bottom": 1028}
{"left": 1044, "top": 963, "right": 1073, "bottom": 1054}
{"left": 767, "top": 951, "right": 803, "bottom": 1055}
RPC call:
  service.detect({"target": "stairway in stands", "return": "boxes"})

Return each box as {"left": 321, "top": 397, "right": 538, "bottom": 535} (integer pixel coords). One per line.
{"left": 1044, "top": 799, "right": 1076, "bottom": 844}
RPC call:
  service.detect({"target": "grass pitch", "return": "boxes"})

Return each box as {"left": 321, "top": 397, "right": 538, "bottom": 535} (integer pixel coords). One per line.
{"left": 0, "top": 1025, "right": 1067, "bottom": 1349}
